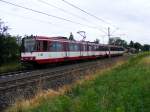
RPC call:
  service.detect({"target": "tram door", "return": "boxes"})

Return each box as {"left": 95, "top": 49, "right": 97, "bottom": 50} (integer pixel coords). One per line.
{"left": 88, "top": 44, "right": 93, "bottom": 56}
{"left": 87, "top": 44, "right": 90, "bottom": 56}
{"left": 64, "top": 42, "right": 69, "bottom": 58}
{"left": 80, "top": 44, "right": 83, "bottom": 56}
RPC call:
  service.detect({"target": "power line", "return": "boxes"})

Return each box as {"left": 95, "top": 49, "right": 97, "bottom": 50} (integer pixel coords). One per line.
{"left": 0, "top": 10, "right": 53, "bottom": 25}
{"left": 0, "top": 10, "right": 104, "bottom": 31}
{"left": 0, "top": 10, "right": 94, "bottom": 32}
{"left": 37, "top": 0, "right": 107, "bottom": 31}
{"left": 62, "top": 0, "right": 118, "bottom": 29}
{"left": 0, "top": 0, "right": 107, "bottom": 34}
{"left": 37, "top": 0, "right": 90, "bottom": 22}
{"left": 37, "top": 0, "right": 107, "bottom": 32}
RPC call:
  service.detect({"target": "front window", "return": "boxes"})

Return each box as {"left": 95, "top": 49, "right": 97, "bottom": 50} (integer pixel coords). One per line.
{"left": 22, "top": 38, "right": 36, "bottom": 52}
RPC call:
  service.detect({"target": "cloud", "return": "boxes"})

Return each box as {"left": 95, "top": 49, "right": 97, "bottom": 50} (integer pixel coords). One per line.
{"left": 0, "top": 0, "right": 150, "bottom": 44}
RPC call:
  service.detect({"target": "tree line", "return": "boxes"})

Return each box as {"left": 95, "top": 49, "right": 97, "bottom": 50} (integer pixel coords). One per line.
{"left": 109, "top": 37, "right": 150, "bottom": 52}
{"left": 0, "top": 19, "right": 20, "bottom": 66}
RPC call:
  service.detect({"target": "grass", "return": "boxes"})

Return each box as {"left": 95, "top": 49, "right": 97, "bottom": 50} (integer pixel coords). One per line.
{"left": 6, "top": 52, "right": 150, "bottom": 112}
{"left": 0, "top": 61, "right": 22, "bottom": 74}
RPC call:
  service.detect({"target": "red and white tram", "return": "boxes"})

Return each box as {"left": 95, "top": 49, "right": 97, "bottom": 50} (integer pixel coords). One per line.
{"left": 21, "top": 36, "right": 125, "bottom": 65}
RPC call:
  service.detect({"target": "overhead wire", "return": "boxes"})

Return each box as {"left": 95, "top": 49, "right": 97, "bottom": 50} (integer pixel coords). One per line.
{"left": 37, "top": 0, "right": 91, "bottom": 23}
{"left": 0, "top": 0, "right": 107, "bottom": 34}
{"left": 37, "top": 0, "right": 107, "bottom": 31}
{"left": 62, "top": 0, "right": 119, "bottom": 29}
{"left": 0, "top": 10, "right": 53, "bottom": 25}
{"left": 0, "top": 10, "right": 96, "bottom": 31}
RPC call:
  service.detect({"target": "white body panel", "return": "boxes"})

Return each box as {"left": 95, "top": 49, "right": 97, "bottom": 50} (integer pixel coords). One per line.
{"left": 22, "top": 50, "right": 124, "bottom": 61}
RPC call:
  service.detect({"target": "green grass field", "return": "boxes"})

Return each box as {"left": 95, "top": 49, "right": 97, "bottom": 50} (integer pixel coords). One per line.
{"left": 0, "top": 62, "right": 22, "bottom": 74}
{"left": 7, "top": 53, "right": 150, "bottom": 112}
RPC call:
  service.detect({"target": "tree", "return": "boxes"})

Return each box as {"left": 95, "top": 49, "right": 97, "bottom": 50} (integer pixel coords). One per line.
{"left": 0, "top": 19, "right": 9, "bottom": 35}
{"left": 129, "top": 40, "right": 134, "bottom": 48}
{"left": 94, "top": 38, "right": 100, "bottom": 44}
{"left": 0, "top": 19, "right": 20, "bottom": 65}
{"left": 0, "top": 35, "right": 20, "bottom": 65}
{"left": 134, "top": 42, "right": 142, "bottom": 51}
{"left": 142, "top": 44, "right": 150, "bottom": 51}
{"left": 128, "top": 40, "right": 143, "bottom": 51}
{"left": 15, "top": 35, "right": 22, "bottom": 46}
{"left": 69, "top": 32, "right": 75, "bottom": 40}
{"left": 109, "top": 37, "right": 127, "bottom": 47}
{"left": 109, "top": 37, "right": 116, "bottom": 45}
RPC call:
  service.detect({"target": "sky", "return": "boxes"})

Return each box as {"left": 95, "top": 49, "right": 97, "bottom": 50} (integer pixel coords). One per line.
{"left": 0, "top": 0, "right": 150, "bottom": 44}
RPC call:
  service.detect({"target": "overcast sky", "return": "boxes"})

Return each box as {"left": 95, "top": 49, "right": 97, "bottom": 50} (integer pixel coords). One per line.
{"left": 0, "top": 0, "right": 150, "bottom": 44}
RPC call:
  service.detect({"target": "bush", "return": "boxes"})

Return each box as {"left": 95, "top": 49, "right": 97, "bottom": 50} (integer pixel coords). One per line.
{"left": 0, "top": 34, "right": 20, "bottom": 65}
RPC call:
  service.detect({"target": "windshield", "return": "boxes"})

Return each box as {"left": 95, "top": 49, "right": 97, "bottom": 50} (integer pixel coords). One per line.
{"left": 23, "top": 38, "right": 36, "bottom": 52}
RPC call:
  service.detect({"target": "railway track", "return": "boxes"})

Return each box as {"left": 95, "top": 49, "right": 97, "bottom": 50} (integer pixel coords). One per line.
{"left": 0, "top": 70, "right": 33, "bottom": 78}
{"left": 0, "top": 56, "right": 129, "bottom": 111}
{"left": 0, "top": 59, "right": 96, "bottom": 80}
{"left": 0, "top": 60, "right": 101, "bottom": 91}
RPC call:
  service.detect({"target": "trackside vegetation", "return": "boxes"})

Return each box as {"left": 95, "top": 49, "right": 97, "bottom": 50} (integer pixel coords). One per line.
{"left": 0, "top": 62, "right": 22, "bottom": 73}
{"left": 0, "top": 35, "right": 22, "bottom": 73}
{"left": 7, "top": 52, "right": 150, "bottom": 112}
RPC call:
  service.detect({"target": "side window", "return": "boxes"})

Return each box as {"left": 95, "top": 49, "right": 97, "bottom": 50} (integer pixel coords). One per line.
{"left": 116, "top": 47, "right": 118, "bottom": 51}
{"left": 69, "top": 43, "right": 80, "bottom": 51}
{"left": 110, "top": 47, "right": 114, "bottom": 51}
{"left": 50, "top": 41, "right": 56, "bottom": 51}
{"left": 96, "top": 45, "right": 99, "bottom": 51}
{"left": 80, "top": 44, "right": 83, "bottom": 51}
{"left": 56, "top": 42, "right": 62, "bottom": 51}
{"left": 43, "top": 41, "right": 48, "bottom": 51}
{"left": 115, "top": 47, "right": 118, "bottom": 51}
{"left": 112, "top": 47, "right": 115, "bottom": 51}
{"left": 88, "top": 45, "right": 92, "bottom": 51}
{"left": 110, "top": 47, "right": 112, "bottom": 51}
{"left": 69, "top": 43, "right": 74, "bottom": 51}
{"left": 94, "top": 45, "right": 97, "bottom": 51}
{"left": 36, "top": 40, "right": 41, "bottom": 51}
{"left": 113, "top": 47, "right": 115, "bottom": 51}
{"left": 83, "top": 44, "right": 87, "bottom": 51}
{"left": 99, "top": 46, "right": 103, "bottom": 51}
{"left": 83, "top": 45, "right": 86, "bottom": 51}
{"left": 119, "top": 48, "right": 121, "bottom": 51}
{"left": 74, "top": 44, "right": 80, "bottom": 51}
{"left": 121, "top": 48, "right": 124, "bottom": 51}
{"left": 49, "top": 41, "right": 63, "bottom": 52}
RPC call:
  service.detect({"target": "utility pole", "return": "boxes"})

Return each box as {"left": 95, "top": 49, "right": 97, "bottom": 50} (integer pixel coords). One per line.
{"left": 108, "top": 27, "right": 111, "bottom": 58}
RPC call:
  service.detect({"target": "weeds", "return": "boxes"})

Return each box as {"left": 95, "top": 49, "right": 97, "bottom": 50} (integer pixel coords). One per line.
{"left": 6, "top": 52, "right": 150, "bottom": 112}
{"left": 0, "top": 62, "right": 22, "bottom": 73}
